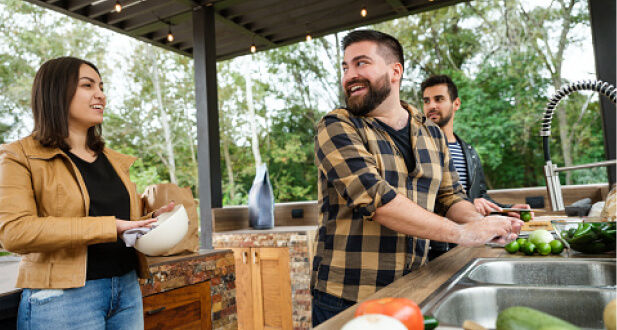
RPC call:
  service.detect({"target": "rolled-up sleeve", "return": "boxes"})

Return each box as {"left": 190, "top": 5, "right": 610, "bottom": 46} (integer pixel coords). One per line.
{"left": 315, "top": 114, "right": 397, "bottom": 219}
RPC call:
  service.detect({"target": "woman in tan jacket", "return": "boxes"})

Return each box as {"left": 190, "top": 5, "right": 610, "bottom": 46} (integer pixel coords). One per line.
{"left": 0, "top": 57, "right": 172, "bottom": 329}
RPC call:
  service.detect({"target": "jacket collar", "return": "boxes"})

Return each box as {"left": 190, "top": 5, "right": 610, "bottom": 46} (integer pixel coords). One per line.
{"left": 21, "top": 135, "right": 136, "bottom": 171}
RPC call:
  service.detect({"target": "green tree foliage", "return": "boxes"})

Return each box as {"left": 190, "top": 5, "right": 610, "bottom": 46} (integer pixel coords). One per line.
{"left": 0, "top": 0, "right": 606, "bottom": 205}
{"left": 0, "top": 0, "right": 108, "bottom": 140}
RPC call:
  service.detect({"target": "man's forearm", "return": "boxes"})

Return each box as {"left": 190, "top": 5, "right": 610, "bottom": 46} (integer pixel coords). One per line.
{"left": 373, "top": 194, "right": 516, "bottom": 246}
{"left": 446, "top": 200, "right": 484, "bottom": 224}
{"left": 373, "top": 194, "right": 462, "bottom": 243}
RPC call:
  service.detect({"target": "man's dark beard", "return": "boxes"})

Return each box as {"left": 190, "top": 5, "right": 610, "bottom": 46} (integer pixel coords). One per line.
{"left": 344, "top": 73, "right": 391, "bottom": 116}
{"left": 436, "top": 108, "right": 453, "bottom": 127}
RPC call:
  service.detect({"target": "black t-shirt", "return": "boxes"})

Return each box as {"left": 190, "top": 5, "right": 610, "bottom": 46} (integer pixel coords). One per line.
{"left": 66, "top": 151, "right": 137, "bottom": 280}
{"left": 375, "top": 118, "right": 423, "bottom": 264}
{"left": 375, "top": 118, "right": 415, "bottom": 173}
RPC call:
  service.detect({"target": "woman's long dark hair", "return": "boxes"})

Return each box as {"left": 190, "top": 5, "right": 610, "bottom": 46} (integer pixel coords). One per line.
{"left": 31, "top": 56, "right": 105, "bottom": 152}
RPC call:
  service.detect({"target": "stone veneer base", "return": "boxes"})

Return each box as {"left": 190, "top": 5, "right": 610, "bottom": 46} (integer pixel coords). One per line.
{"left": 140, "top": 250, "right": 238, "bottom": 330}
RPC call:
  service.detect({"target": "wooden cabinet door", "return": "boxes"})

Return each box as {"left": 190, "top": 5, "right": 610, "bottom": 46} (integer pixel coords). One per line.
{"left": 143, "top": 281, "right": 211, "bottom": 330}
{"left": 251, "top": 248, "right": 292, "bottom": 330}
{"left": 230, "top": 247, "right": 254, "bottom": 330}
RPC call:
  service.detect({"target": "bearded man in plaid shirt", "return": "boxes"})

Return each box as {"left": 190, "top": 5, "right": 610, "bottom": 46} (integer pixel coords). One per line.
{"left": 311, "top": 30, "right": 523, "bottom": 327}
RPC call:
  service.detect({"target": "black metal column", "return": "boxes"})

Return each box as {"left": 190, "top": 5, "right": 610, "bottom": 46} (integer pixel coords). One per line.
{"left": 193, "top": 4, "right": 222, "bottom": 249}
{"left": 589, "top": 0, "right": 616, "bottom": 186}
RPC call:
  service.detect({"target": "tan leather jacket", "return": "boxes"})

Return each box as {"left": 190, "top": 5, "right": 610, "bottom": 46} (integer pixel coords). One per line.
{"left": 0, "top": 135, "right": 150, "bottom": 289}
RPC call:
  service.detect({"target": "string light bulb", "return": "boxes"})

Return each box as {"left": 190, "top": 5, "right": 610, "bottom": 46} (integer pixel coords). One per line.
{"left": 114, "top": 0, "right": 122, "bottom": 13}
{"left": 360, "top": 7, "right": 367, "bottom": 17}
{"left": 306, "top": 33, "right": 312, "bottom": 42}
{"left": 166, "top": 25, "right": 174, "bottom": 42}
{"left": 250, "top": 43, "right": 256, "bottom": 53}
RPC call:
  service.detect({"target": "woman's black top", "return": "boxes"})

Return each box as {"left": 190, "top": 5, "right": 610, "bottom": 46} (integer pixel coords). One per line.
{"left": 66, "top": 151, "right": 137, "bottom": 280}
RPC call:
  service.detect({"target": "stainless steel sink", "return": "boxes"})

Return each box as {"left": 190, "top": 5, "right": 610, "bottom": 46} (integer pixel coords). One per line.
{"left": 466, "top": 259, "right": 616, "bottom": 286}
{"left": 420, "top": 258, "right": 616, "bottom": 329}
{"left": 427, "top": 286, "right": 614, "bottom": 329}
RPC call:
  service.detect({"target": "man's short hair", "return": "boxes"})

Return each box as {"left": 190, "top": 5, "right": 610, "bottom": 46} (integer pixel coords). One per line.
{"left": 342, "top": 30, "right": 404, "bottom": 71}
{"left": 421, "top": 75, "right": 458, "bottom": 101}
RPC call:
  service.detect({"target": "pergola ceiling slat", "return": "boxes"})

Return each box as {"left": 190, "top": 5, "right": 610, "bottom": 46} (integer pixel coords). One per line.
{"left": 385, "top": 0, "right": 409, "bottom": 13}
{"left": 23, "top": 0, "right": 469, "bottom": 59}
{"left": 214, "top": 12, "right": 275, "bottom": 47}
{"left": 106, "top": 0, "right": 173, "bottom": 25}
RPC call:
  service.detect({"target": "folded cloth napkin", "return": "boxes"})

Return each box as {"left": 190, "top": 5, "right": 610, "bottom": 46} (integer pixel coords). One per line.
{"left": 122, "top": 224, "right": 158, "bottom": 247}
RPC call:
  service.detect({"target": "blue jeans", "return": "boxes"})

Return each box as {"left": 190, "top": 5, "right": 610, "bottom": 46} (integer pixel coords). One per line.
{"left": 18, "top": 270, "right": 143, "bottom": 330}
{"left": 312, "top": 290, "right": 356, "bottom": 327}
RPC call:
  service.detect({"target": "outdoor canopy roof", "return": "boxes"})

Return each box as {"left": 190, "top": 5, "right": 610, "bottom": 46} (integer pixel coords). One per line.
{"left": 24, "top": 0, "right": 466, "bottom": 60}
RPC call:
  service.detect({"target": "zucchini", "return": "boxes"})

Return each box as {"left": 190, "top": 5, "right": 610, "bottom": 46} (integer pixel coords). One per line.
{"left": 423, "top": 315, "right": 439, "bottom": 330}
{"left": 496, "top": 306, "right": 580, "bottom": 330}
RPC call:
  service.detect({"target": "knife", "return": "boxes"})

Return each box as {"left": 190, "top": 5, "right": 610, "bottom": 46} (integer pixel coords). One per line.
{"left": 491, "top": 208, "right": 545, "bottom": 213}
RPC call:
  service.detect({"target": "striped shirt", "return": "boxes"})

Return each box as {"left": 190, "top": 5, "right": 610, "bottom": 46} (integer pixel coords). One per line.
{"left": 312, "top": 101, "right": 466, "bottom": 302}
{"left": 448, "top": 141, "right": 468, "bottom": 192}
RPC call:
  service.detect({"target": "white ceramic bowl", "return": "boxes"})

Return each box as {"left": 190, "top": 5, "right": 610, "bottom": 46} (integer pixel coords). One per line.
{"left": 134, "top": 204, "right": 189, "bottom": 256}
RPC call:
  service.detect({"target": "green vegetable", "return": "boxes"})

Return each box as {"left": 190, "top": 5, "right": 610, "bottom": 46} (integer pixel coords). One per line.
{"left": 549, "top": 240, "right": 564, "bottom": 254}
{"left": 520, "top": 211, "right": 532, "bottom": 222}
{"left": 423, "top": 315, "right": 439, "bottom": 330}
{"left": 522, "top": 242, "right": 536, "bottom": 255}
{"left": 516, "top": 238, "right": 527, "bottom": 246}
{"left": 496, "top": 306, "right": 580, "bottom": 330}
{"left": 504, "top": 241, "right": 520, "bottom": 254}
{"left": 537, "top": 243, "right": 551, "bottom": 256}
{"left": 601, "top": 229, "right": 616, "bottom": 243}
{"left": 573, "top": 223, "right": 592, "bottom": 238}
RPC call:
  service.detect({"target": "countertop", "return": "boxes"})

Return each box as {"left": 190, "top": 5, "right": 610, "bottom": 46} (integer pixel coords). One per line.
{"left": 0, "top": 249, "right": 231, "bottom": 298}
{"left": 315, "top": 245, "right": 615, "bottom": 329}
{"left": 214, "top": 225, "right": 317, "bottom": 235}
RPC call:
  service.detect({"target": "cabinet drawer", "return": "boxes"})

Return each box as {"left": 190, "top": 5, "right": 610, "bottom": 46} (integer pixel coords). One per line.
{"left": 143, "top": 281, "right": 211, "bottom": 330}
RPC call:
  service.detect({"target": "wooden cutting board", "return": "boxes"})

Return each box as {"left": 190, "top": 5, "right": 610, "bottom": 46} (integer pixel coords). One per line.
{"left": 520, "top": 215, "right": 580, "bottom": 232}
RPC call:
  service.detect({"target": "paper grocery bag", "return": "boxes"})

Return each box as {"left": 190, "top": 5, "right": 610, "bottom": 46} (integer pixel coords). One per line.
{"left": 141, "top": 183, "right": 199, "bottom": 255}
{"left": 248, "top": 164, "right": 275, "bottom": 229}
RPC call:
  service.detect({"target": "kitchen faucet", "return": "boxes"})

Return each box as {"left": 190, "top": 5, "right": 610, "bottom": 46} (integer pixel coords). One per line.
{"left": 541, "top": 80, "right": 616, "bottom": 211}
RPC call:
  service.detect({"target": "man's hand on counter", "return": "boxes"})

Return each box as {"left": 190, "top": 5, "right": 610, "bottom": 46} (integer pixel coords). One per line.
{"left": 455, "top": 215, "right": 523, "bottom": 246}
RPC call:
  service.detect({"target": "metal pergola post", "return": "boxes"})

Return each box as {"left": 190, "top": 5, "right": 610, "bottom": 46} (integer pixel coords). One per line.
{"left": 193, "top": 4, "right": 222, "bottom": 250}
{"left": 589, "top": 0, "right": 616, "bottom": 186}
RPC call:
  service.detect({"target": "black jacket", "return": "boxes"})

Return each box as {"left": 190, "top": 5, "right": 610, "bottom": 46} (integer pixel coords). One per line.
{"left": 428, "top": 134, "right": 511, "bottom": 260}
{"left": 456, "top": 134, "right": 511, "bottom": 208}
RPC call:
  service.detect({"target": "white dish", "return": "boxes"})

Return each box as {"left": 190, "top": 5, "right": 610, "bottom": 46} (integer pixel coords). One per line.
{"left": 134, "top": 204, "right": 188, "bottom": 256}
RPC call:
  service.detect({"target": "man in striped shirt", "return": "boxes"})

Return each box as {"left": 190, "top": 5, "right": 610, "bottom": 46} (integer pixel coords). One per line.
{"left": 421, "top": 75, "right": 532, "bottom": 259}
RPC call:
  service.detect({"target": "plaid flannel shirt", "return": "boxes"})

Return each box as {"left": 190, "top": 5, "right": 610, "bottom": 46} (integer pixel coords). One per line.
{"left": 311, "top": 101, "right": 466, "bottom": 302}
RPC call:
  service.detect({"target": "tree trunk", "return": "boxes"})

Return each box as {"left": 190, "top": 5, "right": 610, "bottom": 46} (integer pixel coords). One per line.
{"left": 149, "top": 48, "right": 177, "bottom": 184}
{"left": 335, "top": 32, "right": 345, "bottom": 106}
{"left": 551, "top": 0, "right": 576, "bottom": 185}
{"left": 222, "top": 137, "right": 236, "bottom": 202}
{"left": 246, "top": 74, "right": 262, "bottom": 166}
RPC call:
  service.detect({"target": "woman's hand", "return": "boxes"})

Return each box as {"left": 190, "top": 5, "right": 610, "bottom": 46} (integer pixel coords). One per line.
{"left": 116, "top": 218, "right": 158, "bottom": 236}
{"left": 153, "top": 201, "right": 175, "bottom": 218}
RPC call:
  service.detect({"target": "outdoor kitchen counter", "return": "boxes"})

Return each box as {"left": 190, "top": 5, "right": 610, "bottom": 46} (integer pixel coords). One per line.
{"left": 315, "top": 244, "right": 615, "bottom": 329}
{"left": 0, "top": 249, "right": 237, "bottom": 329}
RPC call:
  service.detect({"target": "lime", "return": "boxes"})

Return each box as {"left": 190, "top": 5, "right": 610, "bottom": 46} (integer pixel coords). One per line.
{"left": 522, "top": 242, "right": 536, "bottom": 255}
{"left": 516, "top": 238, "right": 527, "bottom": 246}
{"left": 504, "top": 241, "right": 520, "bottom": 254}
{"left": 520, "top": 211, "right": 532, "bottom": 222}
{"left": 537, "top": 243, "right": 551, "bottom": 256}
{"left": 549, "top": 240, "right": 564, "bottom": 254}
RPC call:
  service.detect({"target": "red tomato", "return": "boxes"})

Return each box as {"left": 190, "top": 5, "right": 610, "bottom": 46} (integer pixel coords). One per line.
{"left": 354, "top": 297, "right": 424, "bottom": 330}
